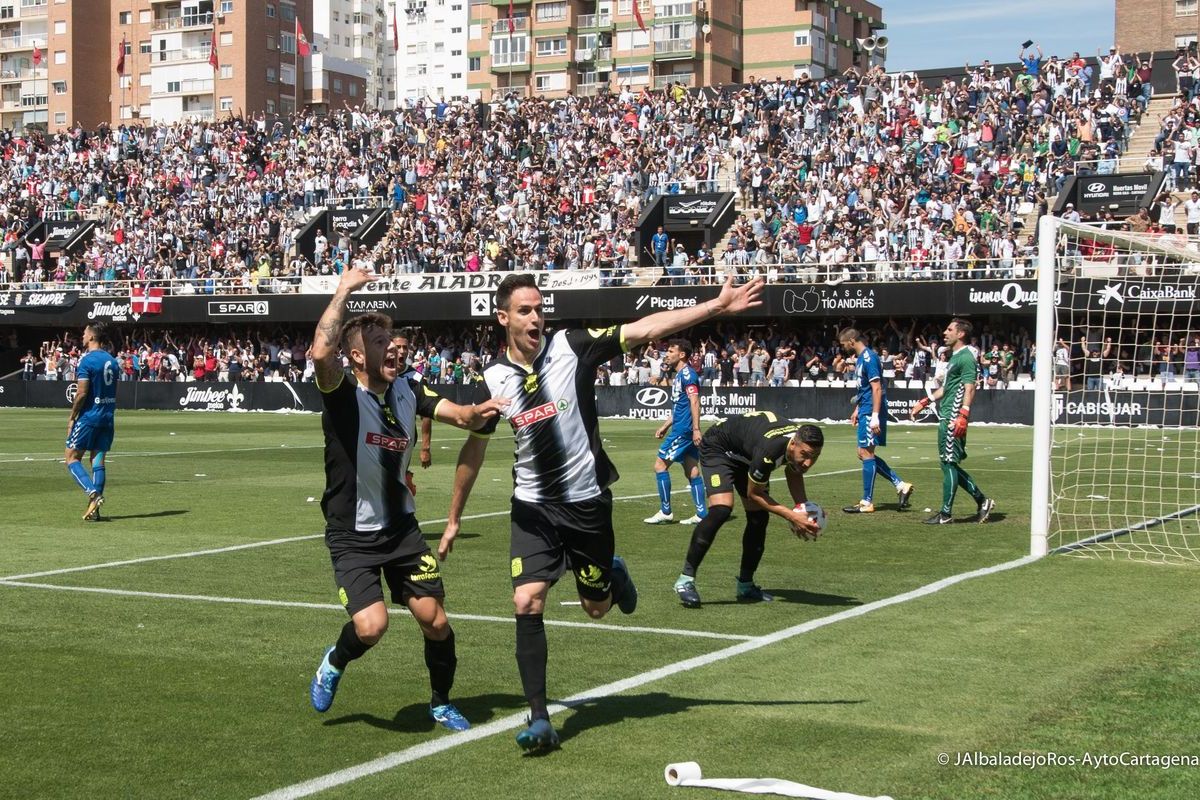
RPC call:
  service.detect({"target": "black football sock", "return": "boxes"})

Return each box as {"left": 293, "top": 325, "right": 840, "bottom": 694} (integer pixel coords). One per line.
{"left": 683, "top": 504, "right": 731, "bottom": 577}
{"left": 738, "top": 511, "right": 770, "bottom": 583}
{"left": 330, "top": 620, "right": 372, "bottom": 671}
{"left": 515, "top": 614, "right": 549, "bottom": 721}
{"left": 424, "top": 628, "right": 457, "bottom": 708}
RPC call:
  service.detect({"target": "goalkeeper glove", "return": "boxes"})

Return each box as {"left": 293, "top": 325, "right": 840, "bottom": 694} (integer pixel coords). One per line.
{"left": 951, "top": 406, "right": 970, "bottom": 438}
{"left": 912, "top": 396, "right": 931, "bottom": 416}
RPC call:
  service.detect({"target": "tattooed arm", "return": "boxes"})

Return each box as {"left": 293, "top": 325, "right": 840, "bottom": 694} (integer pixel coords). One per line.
{"left": 311, "top": 266, "right": 376, "bottom": 391}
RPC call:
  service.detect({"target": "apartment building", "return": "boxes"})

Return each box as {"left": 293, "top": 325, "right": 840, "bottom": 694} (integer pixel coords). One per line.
{"left": 466, "top": 0, "right": 886, "bottom": 100}
{"left": 1116, "top": 0, "right": 1200, "bottom": 53}
{"left": 16, "top": 0, "right": 314, "bottom": 134}
{"left": 389, "top": 0, "right": 469, "bottom": 104}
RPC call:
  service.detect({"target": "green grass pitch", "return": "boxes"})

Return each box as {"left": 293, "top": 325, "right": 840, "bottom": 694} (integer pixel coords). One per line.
{"left": 1, "top": 409, "right": 1198, "bottom": 799}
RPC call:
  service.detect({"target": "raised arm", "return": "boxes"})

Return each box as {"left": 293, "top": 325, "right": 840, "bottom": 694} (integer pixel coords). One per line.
{"left": 310, "top": 266, "right": 376, "bottom": 390}
{"left": 621, "top": 276, "right": 763, "bottom": 350}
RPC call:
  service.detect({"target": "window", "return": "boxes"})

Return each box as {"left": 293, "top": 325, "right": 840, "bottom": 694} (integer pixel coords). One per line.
{"left": 139, "top": 10, "right": 151, "bottom": 23}
{"left": 491, "top": 35, "right": 526, "bottom": 65}
{"left": 167, "top": 80, "right": 181, "bottom": 93}
{"left": 266, "top": 66, "right": 277, "bottom": 82}
{"left": 349, "top": 82, "right": 358, "bottom": 96}
{"left": 266, "top": 35, "right": 275, "bottom": 50}
{"left": 140, "top": 72, "right": 151, "bottom": 86}
{"left": 0, "top": 8, "right": 12, "bottom": 20}
{"left": 450, "top": 26, "right": 461, "bottom": 33}
{"left": 54, "top": 111, "right": 66, "bottom": 125}
{"left": 280, "top": 32, "right": 295, "bottom": 54}
{"left": 617, "top": 0, "right": 649, "bottom": 13}
{"left": 535, "top": 2, "right": 566, "bottom": 22}
{"left": 51, "top": 80, "right": 65, "bottom": 94}
{"left": 119, "top": 75, "right": 130, "bottom": 89}
{"left": 616, "top": 29, "right": 649, "bottom": 49}
{"left": 266, "top": 99, "right": 275, "bottom": 114}
{"left": 1176, "top": 34, "right": 1198, "bottom": 49}
{"left": 220, "top": 96, "right": 234, "bottom": 111}
{"left": 451, "top": 71, "right": 462, "bottom": 79}
{"left": 53, "top": 20, "right": 64, "bottom": 33}
{"left": 221, "top": 0, "right": 234, "bottom": 13}
{"left": 139, "top": 40, "right": 151, "bottom": 54}
{"left": 266, "top": 3, "right": 275, "bottom": 16}
{"left": 279, "top": 3, "right": 295, "bottom": 22}
{"left": 333, "top": 77, "right": 343, "bottom": 91}
{"left": 536, "top": 36, "right": 567, "bottom": 57}
{"left": 655, "top": 2, "right": 693, "bottom": 18}
{"left": 794, "top": 30, "right": 809, "bottom": 47}
{"left": 535, "top": 71, "right": 566, "bottom": 91}
{"left": 280, "top": 63, "right": 294, "bottom": 85}
{"left": 220, "top": 32, "right": 233, "bottom": 45}
{"left": 469, "top": 56, "right": 481, "bottom": 70}
{"left": 615, "top": 63, "right": 649, "bottom": 85}
{"left": 53, "top": 50, "right": 65, "bottom": 64}
{"left": 470, "top": 23, "right": 482, "bottom": 39}
{"left": 220, "top": 64, "right": 233, "bottom": 79}
{"left": 435, "top": 42, "right": 445, "bottom": 53}
{"left": 1178, "top": 0, "right": 1197, "bottom": 16}
{"left": 452, "top": 48, "right": 462, "bottom": 56}
{"left": 118, "top": 10, "right": 131, "bottom": 24}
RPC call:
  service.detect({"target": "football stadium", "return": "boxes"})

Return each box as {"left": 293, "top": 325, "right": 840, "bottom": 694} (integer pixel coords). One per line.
{"left": 2, "top": 2, "right": 1198, "bottom": 798}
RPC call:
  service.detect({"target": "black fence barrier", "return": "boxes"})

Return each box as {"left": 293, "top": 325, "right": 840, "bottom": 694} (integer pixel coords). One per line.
{"left": 6, "top": 381, "right": 1194, "bottom": 429}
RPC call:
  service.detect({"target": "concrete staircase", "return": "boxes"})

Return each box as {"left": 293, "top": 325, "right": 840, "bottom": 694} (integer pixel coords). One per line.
{"left": 1119, "top": 96, "right": 1177, "bottom": 175}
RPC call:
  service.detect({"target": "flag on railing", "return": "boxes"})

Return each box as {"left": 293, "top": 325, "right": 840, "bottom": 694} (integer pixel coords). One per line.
{"left": 632, "top": 0, "right": 647, "bottom": 33}
{"left": 209, "top": 42, "right": 219, "bottom": 70}
{"left": 392, "top": 4, "right": 400, "bottom": 52}
{"left": 507, "top": 0, "right": 515, "bottom": 34}
{"left": 131, "top": 286, "right": 163, "bottom": 316}
{"left": 116, "top": 37, "right": 126, "bottom": 76}
{"left": 32, "top": 42, "right": 41, "bottom": 66}
{"left": 296, "top": 19, "right": 311, "bottom": 57}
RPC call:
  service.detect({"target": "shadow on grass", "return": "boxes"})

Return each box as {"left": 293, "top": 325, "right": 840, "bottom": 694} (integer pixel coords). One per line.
{"left": 703, "top": 588, "right": 862, "bottom": 607}
{"left": 96, "top": 509, "right": 189, "bottom": 521}
{"left": 554, "top": 691, "right": 866, "bottom": 746}
{"left": 421, "top": 532, "right": 480, "bottom": 542}
{"left": 323, "top": 692, "right": 525, "bottom": 734}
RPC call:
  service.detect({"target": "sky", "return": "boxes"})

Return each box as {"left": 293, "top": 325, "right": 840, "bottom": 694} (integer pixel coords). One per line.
{"left": 880, "top": 0, "right": 1115, "bottom": 71}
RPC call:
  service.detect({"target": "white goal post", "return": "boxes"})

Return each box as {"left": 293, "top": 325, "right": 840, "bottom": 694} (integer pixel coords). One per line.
{"left": 1031, "top": 215, "right": 1200, "bottom": 563}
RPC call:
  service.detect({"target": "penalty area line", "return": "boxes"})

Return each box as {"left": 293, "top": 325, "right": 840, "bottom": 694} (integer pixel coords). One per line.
{"left": 250, "top": 552, "right": 1041, "bottom": 800}
{"left": 0, "top": 580, "right": 752, "bottom": 642}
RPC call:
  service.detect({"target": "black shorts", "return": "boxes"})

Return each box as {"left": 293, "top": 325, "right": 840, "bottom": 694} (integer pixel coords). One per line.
{"left": 510, "top": 491, "right": 615, "bottom": 602}
{"left": 326, "top": 517, "right": 444, "bottom": 616}
{"left": 699, "top": 444, "right": 750, "bottom": 498}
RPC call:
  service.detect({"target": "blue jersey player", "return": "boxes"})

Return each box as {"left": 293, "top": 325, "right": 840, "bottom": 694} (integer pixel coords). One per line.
{"left": 838, "top": 328, "right": 914, "bottom": 514}
{"left": 65, "top": 322, "right": 120, "bottom": 521}
{"left": 645, "top": 339, "right": 708, "bottom": 525}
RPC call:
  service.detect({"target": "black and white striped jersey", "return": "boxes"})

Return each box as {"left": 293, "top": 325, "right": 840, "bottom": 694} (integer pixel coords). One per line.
{"left": 319, "top": 372, "right": 446, "bottom": 533}
{"left": 474, "top": 325, "right": 627, "bottom": 504}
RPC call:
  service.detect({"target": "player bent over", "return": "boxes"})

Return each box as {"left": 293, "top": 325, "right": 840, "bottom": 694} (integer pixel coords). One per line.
{"left": 837, "top": 328, "right": 914, "bottom": 514}
{"left": 65, "top": 322, "right": 119, "bottom": 521}
{"left": 910, "top": 317, "right": 995, "bottom": 525}
{"left": 674, "top": 415, "right": 824, "bottom": 608}
{"left": 307, "top": 266, "right": 507, "bottom": 730}
{"left": 645, "top": 338, "right": 708, "bottom": 526}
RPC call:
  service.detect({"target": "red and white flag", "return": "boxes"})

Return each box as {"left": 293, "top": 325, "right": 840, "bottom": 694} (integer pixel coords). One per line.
{"left": 131, "top": 285, "right": 164, "bottom": 316}
{"left": 32, "top": 42, "right": 42, "bottom": 66}
{"left": 116, "top": 37, "right": 126, "bottom": 76}
{"left": 392, "top": 5, "right": 400, "bottom": 52}
{"left": 209, "top": 42, "right": 219, "bottom": 71}
{"left": 632, "top": 0, "right": 647, "bottom": 33}
{"left": 296, "top": 19, "right": 311, "bottom": 57}
{"left": 507, "top": 0, "right": 515, "bottom": 34}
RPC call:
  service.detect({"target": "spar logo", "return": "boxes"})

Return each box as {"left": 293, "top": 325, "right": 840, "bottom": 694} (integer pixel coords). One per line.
{"left": 636, "top": 387, "right": 669, "bottom": 407}
{"left": 365, "top": 432, "right": 410, "bottom": 451}
{"left": 512, "top": 399, "right": 569, "bottom": 428}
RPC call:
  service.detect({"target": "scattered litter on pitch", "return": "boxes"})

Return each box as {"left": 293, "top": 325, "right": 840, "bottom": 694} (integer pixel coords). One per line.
{"left": 664, "top": 762, "right": 892, "bottom": 799}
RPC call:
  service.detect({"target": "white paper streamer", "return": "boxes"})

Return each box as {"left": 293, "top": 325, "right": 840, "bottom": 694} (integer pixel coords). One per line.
{"left": 663, "top": 762, "right": 893, "bottom": 800}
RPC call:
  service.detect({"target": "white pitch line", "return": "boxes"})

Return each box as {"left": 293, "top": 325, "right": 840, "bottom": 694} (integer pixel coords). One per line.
{"left": 251, "top": 552, "right": 1041, "bottom": 800}
{"left": 0, "top": 581, "right": 753, "bottom": 642}
{"left": 1, "top": 468, "right": 862, "bottom": 582}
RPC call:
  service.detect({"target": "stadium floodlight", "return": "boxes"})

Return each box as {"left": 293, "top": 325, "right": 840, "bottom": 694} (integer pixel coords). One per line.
{"left": 1031, "top": 215, "right": 1200, "bottom": 563}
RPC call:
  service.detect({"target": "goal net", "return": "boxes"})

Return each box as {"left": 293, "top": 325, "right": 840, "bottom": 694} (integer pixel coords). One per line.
{"left": 1031, "top": 217, "right": 1200, "bottom": 564}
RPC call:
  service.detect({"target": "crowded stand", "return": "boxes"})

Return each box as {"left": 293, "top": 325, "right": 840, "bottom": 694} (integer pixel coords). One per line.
{"left": 0, "top": 42, "right": 1150, "bottom": 295}
{"left": 14, "top": 317, "right": 1197, "bottom": 393}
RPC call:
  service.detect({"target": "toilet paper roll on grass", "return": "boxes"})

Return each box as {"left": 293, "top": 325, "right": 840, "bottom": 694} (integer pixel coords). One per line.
{"left": 663, "top": 762, "right": 893, "bottom": 800}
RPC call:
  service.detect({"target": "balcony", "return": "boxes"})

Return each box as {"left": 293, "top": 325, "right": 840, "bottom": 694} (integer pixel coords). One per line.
{"left": 576, "top": 13, "right": 612, "bottom": 29}
{"left": 155, "top": 46, "right": 212, "bottom": 64}
{"left": 0, "top": 67, "right": 44, "bottom": 81}
{"left": 653, "top": 72, "right": 693, "bottom": 89}
{"left": 0, "top": 36, "right": 32, "bottom": 51}
{"left": 575, "top": 46, "right": 611, "bottom": 63}
{"left": 152, "top": 78, "right": 214, "bottom": 97}
{"left": 653, "top": 38, "right": 694, "bottom": 58}
{"left": 575, "top": 83, "right": 606, "bottom": 97}
{"left": 492, "top": 17, "right": 528, "bottom": 34}
{"left": 151, "top": 13, "right": 215, "bottom": 32}
{"left": 490, "top": 52, "right": 529, "bottom": 70}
